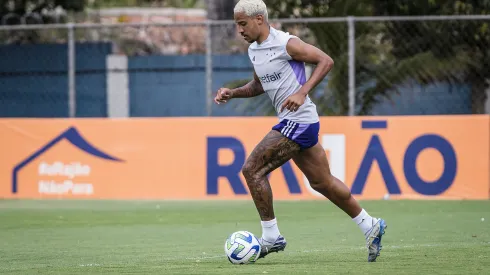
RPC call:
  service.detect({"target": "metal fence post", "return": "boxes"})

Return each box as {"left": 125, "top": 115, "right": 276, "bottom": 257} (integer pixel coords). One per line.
{"left": 67, "top": 23, "right": 76, "bottom": 118}
{"left": 347, "top": 16, "right": 356, "bottom": 116}
{"left": 205, "top": 20, "right": 213, "bottom": 116}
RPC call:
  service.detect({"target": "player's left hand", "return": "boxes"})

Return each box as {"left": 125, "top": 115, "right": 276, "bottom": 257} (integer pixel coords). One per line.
{"left": 281, "top": 93, "right": 306, "bottom": 112}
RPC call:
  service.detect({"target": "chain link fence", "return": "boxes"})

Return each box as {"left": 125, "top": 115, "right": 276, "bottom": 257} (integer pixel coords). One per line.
{"left": 75, "top": 23, "right": 208, "bottom": 117}
{"left": 0, "top": 25, "right": 70, "bottom": 117}
{"left": 354, "top": 16, "right": 490, "bottom": 115}
{"left": 0, "top": 15, "right": 489, "bottom": 117}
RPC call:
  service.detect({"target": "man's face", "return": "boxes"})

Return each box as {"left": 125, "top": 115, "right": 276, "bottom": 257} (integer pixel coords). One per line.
{"left": 234, "top": 12, "right": 264, "bottom": 43}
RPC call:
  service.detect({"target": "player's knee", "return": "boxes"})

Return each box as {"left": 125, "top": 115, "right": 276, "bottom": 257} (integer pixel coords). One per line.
{"left": 241, "top": 161, "right": 259, "bottom": 182}
{"left": 308, "top": 175, "right": 335, "bottom": 193}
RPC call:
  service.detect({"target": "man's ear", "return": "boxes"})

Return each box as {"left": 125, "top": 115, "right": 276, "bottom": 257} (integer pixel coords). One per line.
{"left": 256, "top": 14, "right": 264, "bottom": 25}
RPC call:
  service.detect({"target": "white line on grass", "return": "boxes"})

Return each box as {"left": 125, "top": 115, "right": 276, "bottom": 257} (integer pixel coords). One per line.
{"left": 78, "top": 264, "right": 103, "bottom": 267}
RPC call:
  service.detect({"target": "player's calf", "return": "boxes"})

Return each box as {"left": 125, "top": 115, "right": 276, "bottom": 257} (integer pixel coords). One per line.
{"left": 241, "top": 130, "right": 300, "bottom": 248}
{"left": 241, "top": 161, "right": 276, "bottom": 221}
{"left": 306, "top": 174, "right": 362, "bottom": 219}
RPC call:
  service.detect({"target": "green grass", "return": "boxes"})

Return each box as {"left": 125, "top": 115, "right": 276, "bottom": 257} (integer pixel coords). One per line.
{"left": 0, "top": 200, "right": 489, "bottom": 274}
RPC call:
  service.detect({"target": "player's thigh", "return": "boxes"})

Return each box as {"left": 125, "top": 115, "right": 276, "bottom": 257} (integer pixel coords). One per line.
{"left": 243, "top": 130, "right": 300, "bottom": 176}
{"left": 292, "top": 142, "right": 331, "bottom": 184}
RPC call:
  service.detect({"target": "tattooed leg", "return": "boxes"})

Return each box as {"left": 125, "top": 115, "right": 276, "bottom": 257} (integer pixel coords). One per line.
{"left": 242, "top": 130, "right": 301, "bottom": 221}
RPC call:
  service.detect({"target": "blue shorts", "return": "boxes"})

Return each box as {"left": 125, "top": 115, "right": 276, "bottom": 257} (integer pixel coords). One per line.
{"left": 272, "top": 119, "right": 320, "bottom": 150}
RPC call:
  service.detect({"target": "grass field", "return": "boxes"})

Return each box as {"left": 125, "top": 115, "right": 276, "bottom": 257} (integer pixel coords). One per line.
{"left": 0, "top": 200, "right": 489, "bottom": 274}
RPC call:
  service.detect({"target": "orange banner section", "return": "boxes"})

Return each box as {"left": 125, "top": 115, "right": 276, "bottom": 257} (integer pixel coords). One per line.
{"left": 0, "top": 116, "right": 488, "bottom": 200}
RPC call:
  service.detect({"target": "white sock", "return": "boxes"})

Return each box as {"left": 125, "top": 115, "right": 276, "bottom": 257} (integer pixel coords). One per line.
{"left": 352, "top": 209, "right": 375, "bottom": 238}
{"left": 261, "top": 218, "right": 280, "bottom": 243}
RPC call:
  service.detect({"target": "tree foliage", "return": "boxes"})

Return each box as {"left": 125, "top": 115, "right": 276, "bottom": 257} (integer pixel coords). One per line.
{"left": 369, "top": 0, "right": 490, "bottom": 113}
{"left": 3, "top": 0, "right": 487, "bottom": 114}
{"left": 0, "top": 0, "right": 201, "bottom": 25}
{"left": 255, "top": 0, "right": 490, "bottom": 115}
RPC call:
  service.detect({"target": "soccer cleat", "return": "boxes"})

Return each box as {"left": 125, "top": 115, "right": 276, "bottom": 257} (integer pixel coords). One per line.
{"left": 365, "top": 218, "right": 387, "bottom": 262}
{"left": 258, "top": 235, "right": 287, "bottom": 259}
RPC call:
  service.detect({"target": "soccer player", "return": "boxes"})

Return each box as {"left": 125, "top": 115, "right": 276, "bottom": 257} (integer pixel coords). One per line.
{"left": 214, "top": 0, "right": 387, "bottom": 262}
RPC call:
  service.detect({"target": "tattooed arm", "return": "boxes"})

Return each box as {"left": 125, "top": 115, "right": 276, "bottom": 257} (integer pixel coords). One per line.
{"left": 214, "top": 71, "right": 264, "bottom": 104}
{"left": 230, "top": 71, "right": 264, "bottom": 98}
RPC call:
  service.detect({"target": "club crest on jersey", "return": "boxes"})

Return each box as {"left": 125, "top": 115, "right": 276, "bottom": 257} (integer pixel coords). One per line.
{"left": 259, "top": 72, "right": 282, "bottom": 84}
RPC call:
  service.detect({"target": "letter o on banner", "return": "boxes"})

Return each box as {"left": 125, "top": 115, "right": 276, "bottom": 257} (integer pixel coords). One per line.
{"left": 403, "top": 134, "right": 457, "bottom": 196}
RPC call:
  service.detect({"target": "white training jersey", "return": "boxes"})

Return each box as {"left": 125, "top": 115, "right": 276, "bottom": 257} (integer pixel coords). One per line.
{"left": 248, "top": 27, "right": 319, "bottom": 124}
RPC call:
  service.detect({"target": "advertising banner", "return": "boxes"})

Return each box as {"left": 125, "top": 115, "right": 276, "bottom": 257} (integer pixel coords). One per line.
{"left": 1, "top": 116, "right": 488, "bottom": 200}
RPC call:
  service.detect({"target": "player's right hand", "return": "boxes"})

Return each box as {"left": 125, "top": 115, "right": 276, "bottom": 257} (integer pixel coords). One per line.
{"left": 214, "top": 88, "right": 233, "bottom": 104}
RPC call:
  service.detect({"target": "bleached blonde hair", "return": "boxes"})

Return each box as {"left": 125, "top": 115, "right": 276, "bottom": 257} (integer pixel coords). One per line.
{"left": 233, "top": 0, "right": 269, "bottom": 21}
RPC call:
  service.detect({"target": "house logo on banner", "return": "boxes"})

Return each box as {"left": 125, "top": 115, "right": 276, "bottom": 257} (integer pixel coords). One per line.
{"left": 11, "top": 127, "right": 124, "bottom": 196}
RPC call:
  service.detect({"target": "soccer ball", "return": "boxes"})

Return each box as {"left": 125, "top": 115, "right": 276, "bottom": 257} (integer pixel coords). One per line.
{"left": 224, "top": 231, "right": 262, "bottom": 264}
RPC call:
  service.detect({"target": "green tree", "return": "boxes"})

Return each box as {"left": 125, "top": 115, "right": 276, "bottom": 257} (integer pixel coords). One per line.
{"left": 0, "top": 0, "right": 202, "bottom": 46}
{"left": 89, "top": 0, "right": 201, "bottom": 9}
{"left": 0, "top": 0, "right": 83, "bottom": 24}
{"left": 367, "top": 0, "right": 490, "bottom": 114}
{"left": 0, "top": 0, "right": 201, "bottom": 21}
{"left": 226, "top": 0, "right": 490, "bottom": 116}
